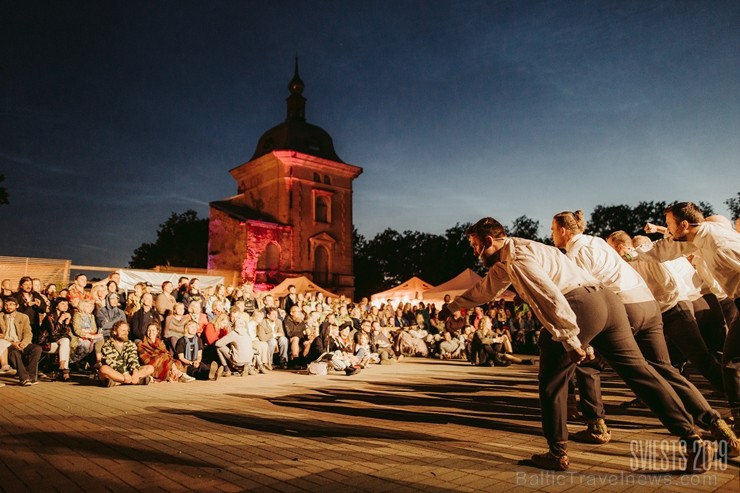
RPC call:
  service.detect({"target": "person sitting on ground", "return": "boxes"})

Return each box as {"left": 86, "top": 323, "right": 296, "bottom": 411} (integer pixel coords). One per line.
{"left": 397, "top": 315, "right": 430, "bottom": 357}
{"left": 137, "top": 321, "right": 194, "bottom": 383}
{"left": 246, "top": 309, "right": 271, "bottom": 370}
{"left": 472, "top": 316, "right": 533, "bottom": 366}
{"left": 163, "top": 302, "right": 188, "bottom": 352}
{"left": 370, "top": 321, "right": 399, "bottom": 365}
{"left": 99, "top": 321, "right": 155, "bottom": 387}
{"left": 337, "top": 323, "right": 363, "bottom": 371}
{"left": 95, "top": 293, "right": 126, "bottom": 339}
{"left": 258, "top": 307, "right": 289, "bottom": 369}
{"left": 284, "top": 304, "right": 308, "bottom": 368}
{"left": 71, "top": 299, "right": 104, "bottom": 371}
{"left": 38, "top": 297, "right": 73, "bottom": 381}
{"left": 176, "top": 320, "right": 218, "bottom": 380}
{"left": 215, "top": 313, "right": 260, "bottom": 376}
{"left": 1, "top": 297, "right": 43, "bottom": 385}
{"left": 306, "top": 321, "right": 361, "bottom": 375}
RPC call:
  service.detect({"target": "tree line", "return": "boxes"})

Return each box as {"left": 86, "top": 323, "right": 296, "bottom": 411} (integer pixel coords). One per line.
{"left": 129, "top": 194, "right": 740, "bottom": 299}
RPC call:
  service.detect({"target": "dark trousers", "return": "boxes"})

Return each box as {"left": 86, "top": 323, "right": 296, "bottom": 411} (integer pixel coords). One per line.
{"left": 723, "top": 299, "right": 740, "bottom": 409}
{"left": 8, "top": 344, "right": 42, "bottom": 381}
{"left": 574, "top": 356, "right": 607, "bottom": 421}
{"left": 693, "top": 293, "right": 728, "bottom": 357}
{"left": 663, "top": 300, "right": 724, "bottom": 392}
{"left": 538, "top": 287, "right": 695, "bottom": 453}
{"left": 575, "top": 300, "right": 720, "bottom": 429}
{"left": 626, "top": 301, "right": 719, "bottom": 429}
{"left": 720, "top": 296, "right": 737, "bottom": 330}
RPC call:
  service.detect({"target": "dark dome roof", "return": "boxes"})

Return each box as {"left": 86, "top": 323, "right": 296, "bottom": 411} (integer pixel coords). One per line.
{"left": 250, "top": 119, "right": 344, "bottom": 163}
{"left": 250, "top": 59, "right": 344, "bottom": 163}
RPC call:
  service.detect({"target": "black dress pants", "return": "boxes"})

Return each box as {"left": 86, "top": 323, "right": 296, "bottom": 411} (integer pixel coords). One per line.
{"left": 538, "top": 286, "right": 695, "bottom": 453}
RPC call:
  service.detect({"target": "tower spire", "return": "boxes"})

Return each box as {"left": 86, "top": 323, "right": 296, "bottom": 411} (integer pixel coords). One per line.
{"left": 286, "top": 56, "right": 306, "bottom": 121}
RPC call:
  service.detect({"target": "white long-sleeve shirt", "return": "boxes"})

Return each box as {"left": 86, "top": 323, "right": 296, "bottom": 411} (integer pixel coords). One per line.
{"left": 565, "top": 234, "right": 654, "bottom": 305}
{"left": 447, "top": 237, "right": 599, "bottom": 352}
{"left": 628, "top": 257, "right": 683, "bottom": 313}
{"left": 636, "top": 222, "right": 740, "bottom": 300}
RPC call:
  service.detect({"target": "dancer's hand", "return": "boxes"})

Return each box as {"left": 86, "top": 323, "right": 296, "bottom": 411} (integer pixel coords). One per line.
{"left": 568, "top": 345, "right": 595, "bottom": 364}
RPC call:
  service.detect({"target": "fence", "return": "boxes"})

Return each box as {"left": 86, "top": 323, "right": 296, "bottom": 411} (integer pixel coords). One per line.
{"left": 0, "top": 256, "right": 71, "bottom": 288}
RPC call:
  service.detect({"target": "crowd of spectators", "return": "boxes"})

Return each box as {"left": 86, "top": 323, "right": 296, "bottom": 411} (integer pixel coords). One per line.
{"left": 0, "top": 272, "right": 541, "bottom": 388}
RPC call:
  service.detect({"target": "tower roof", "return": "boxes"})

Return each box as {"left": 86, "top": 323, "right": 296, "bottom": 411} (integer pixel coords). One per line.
{"left": 250, "top": 59, "right": 344, "bottom": 163}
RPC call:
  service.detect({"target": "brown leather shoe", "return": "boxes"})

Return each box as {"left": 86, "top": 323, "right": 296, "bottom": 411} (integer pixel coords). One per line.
{"left": 531, "top": 451, "right": 569, "bottom": 471}
{"left": 571, "top": 418, "right": 611, "bottom": 444}
{"left": 683, "top": 437, "right": 716, "bottom": 474}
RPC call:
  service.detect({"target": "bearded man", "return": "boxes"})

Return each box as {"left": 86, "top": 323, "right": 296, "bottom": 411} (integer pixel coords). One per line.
{"left": 98, "top": 321, "right": 154, "bottom": 387}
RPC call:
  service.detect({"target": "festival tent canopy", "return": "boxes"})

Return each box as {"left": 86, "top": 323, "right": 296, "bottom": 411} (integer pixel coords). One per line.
{"left": 422, "top": 268, "right": 482, "bottom": 304}
{"left": 370, "top": 276, "right": 435, "bottom": 306}
{"left": 117, "top": 269, "right": 224, "bottom": 292}
{"left": 266, "top": 276, "right": 338, "bottom": 299}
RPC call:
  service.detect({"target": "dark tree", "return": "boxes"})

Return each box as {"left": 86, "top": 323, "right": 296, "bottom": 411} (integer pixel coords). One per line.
{"left": 129, "top": 210, "right": 208, "bottom": 268}
{"left": 351, "top": 222, "right": 482, "bottom": 299}
{"left": 0, "top": 174, "right": 8, "bottom": 205}
{"left": 696, "top": 201, "right": 715, "bottom": 218}
{"left": 725, "top": 192, "right": 740, "bottom": 220}
{"left": 352, "top": 227, "right": 383, "bottom": 301}
{"left": 509, "top": 215, "right": 543, "bottom": 242}
{"left": 587, "top": 201, "right": 668, "bottom": 238}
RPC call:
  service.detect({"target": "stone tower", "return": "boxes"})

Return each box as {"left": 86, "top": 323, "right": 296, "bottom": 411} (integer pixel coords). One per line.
{"left": 208, "top": 61, "right": 363, "bottom": 298}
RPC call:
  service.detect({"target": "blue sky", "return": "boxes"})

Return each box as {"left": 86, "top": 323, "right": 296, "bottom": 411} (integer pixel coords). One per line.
{"left": 1, "top": 0, "right": 739, "bottom": 267}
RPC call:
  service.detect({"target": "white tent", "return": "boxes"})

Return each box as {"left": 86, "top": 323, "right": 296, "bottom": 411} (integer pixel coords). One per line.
{"left": 117, "top": 269, "right": 224, "bottom": 293}
{"left": 266, "top": 276, "right": 338, "bottom": 299}
{"left": 370, "top": 276, "right": 434, "bottom": 307}
{"left": 422, "top": 268, "right": 482, "bottom": 305}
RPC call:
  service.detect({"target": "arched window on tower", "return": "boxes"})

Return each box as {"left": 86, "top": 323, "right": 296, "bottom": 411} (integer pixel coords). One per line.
{"left": 314, "top": 194, "right": 330, "bottom": 224}
{"left": 314, "top": 245, "right": 329, "bottom": 285}
{"left": 313, "top": 172, "right": 321, "bottom": 183}
{"left": 257, "top": 242, "right": 280, "bottom": 271}
{"left": 323, "top": 175, "right": 331, "bottom": 185}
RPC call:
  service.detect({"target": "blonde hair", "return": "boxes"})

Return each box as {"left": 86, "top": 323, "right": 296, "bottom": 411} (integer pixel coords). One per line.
{"left": 553, "top": 210, "right": 586, "bottom": 234}
{"left": 607, "top": 230, "right": 633, "bottom": 248}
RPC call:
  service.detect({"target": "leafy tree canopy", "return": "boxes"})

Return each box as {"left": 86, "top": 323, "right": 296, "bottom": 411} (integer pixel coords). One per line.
{"left": 129, "top": 210, "right": 208, "bottom": 269}
{"left": 725, "top": 192, "right": 740, "bottom": 220}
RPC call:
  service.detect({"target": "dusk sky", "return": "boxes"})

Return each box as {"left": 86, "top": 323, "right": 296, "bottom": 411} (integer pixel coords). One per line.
{"left": 2, "top": 1, "right": 739, "bottom": 268}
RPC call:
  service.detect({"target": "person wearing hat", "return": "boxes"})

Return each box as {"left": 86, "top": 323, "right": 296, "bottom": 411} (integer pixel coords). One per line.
{"left": 0, "top": 296, "right": 42, "bottom": 385}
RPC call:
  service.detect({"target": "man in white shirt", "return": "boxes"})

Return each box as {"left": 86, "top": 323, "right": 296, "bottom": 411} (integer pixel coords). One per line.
{"left": 550, "top": 216, "right": 736, "bottom": 459}
{"left": 637, "top": 202, "right": 740, "bottom": 434}
{"left": 443, "top": 217, "right": 714, "bottom": 473}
